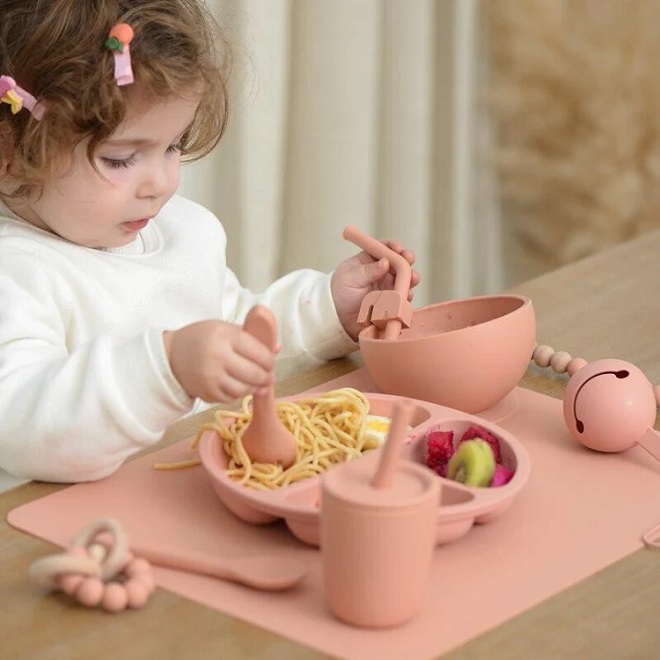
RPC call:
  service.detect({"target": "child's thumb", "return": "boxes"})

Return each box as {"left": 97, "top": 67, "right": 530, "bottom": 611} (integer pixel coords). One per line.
{"left": 362, "top": 257, "right": 389, "bottom": 284}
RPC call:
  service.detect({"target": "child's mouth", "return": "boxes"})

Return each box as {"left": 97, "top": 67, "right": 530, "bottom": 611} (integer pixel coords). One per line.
{"left": 122, "top": 218, "right": 150, "bottom": 232}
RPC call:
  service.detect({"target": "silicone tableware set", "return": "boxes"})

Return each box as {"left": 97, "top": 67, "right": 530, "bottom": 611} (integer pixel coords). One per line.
{"left": 196, "top": 224, "right": 660, "bottom": 626}
{"left": 199, "top": 225, "right": 536, "bottom": 550}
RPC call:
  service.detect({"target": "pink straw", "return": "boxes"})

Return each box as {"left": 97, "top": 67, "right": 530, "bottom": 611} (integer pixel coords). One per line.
{"left": 371, "top": 399, "right": 414, "bottom": 489}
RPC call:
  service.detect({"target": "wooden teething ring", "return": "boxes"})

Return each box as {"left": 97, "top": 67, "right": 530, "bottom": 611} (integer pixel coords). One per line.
{"left": 28, "top": 517, "right": 155, "bottom": 612}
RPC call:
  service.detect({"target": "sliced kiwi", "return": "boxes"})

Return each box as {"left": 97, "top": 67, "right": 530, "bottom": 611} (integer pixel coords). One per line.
{"left": 446, "top": 439, "right": 496, "bottom": 487}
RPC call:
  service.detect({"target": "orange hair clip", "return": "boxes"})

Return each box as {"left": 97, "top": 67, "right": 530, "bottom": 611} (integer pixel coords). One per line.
{"left": 105, "top": 23, "right": 135, "bottom": 86}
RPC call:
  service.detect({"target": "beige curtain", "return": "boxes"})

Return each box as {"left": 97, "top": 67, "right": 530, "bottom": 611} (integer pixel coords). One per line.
{"left": 180, "top": 0, "right": 500, "bottom": 306}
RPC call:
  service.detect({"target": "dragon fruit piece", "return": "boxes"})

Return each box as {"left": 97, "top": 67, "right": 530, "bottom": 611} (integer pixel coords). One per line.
{"left": 425, "top": 430, "right": 455, "bottom": 475}
{"left": 490, "top": 463, "right": 514, "bottom": 487}
{"left": 459, "top": 425, "right": 502, "bottom": 463}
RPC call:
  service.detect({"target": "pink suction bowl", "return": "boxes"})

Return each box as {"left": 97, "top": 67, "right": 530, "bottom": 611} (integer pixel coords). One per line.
{"left": 358, "top": 294, "right": 536, "bottom": 414}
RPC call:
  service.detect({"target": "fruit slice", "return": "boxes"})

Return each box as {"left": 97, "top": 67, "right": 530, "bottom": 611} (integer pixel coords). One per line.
{"left": 491, "top": 463, "right": 515, "bottom": 487}
{"left": 459, "top": 425, "right": 502, "bottom": 463}
{"left": 425, "top": 430, "right": 454, "bottom": 476}
{"left": 447, "top": 439, "right": 496, "bottom": 487}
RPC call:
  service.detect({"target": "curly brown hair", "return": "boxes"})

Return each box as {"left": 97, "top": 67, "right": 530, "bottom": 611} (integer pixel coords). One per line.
{"left": 0, "top": 0, "right": 232, "bottom": 200}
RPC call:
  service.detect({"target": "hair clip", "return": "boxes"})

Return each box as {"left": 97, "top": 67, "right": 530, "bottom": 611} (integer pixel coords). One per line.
{"left": 0, "top": 75, "right": 44, "bottom": 120}
{"left": 105, "top": 23, "right": 135, "bottom": 86}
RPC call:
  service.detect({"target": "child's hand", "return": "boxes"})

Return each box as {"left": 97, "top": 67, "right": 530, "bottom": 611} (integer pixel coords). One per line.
{"left": 163, "top": 321, "right": 276, "bottom": 402}
{"left": 330, "top": 239, "right": 420, "bottom": 341}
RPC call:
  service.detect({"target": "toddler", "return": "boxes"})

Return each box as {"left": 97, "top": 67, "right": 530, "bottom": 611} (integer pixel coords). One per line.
{"left": 0, "top": 0, "right": 418, "bottom": 483}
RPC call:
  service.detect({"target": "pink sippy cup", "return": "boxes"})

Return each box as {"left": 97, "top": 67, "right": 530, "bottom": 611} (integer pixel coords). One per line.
{"left": 320, "top": 400, "right": 439, "bottom": 628}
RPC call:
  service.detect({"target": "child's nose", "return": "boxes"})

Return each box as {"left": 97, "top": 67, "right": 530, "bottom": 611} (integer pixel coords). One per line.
{"left": 137, "top": 162, "right": 176, "bottom": 199}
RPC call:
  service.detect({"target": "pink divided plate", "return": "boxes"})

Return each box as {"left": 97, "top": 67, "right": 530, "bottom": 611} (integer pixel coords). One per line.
{"left": 199, "top": 392, "right": 531, "bottom": 546}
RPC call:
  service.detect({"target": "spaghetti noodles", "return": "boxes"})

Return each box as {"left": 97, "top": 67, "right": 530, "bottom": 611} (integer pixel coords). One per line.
{"left": 196, "top": 387, "right": 375, "bottom": 491}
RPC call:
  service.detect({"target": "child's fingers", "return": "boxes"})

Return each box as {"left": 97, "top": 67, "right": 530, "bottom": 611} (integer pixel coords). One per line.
{"left": 253, "top": 385, "right": 271, "bottom": 397}
{"left": 225, "top": 354, "right": 274, "bottom": 389}
{"left": 354, "top": 242, "right": 414, "bottom": 274}
{"left": 400, "top": 248, "right": 415, "bottom": 265}
{"left": 208, "top": 372, "right": 254, "bottom": 402}
{"left": 236, "top": 332, "right": 277, "bottom": 370}
{"left": 364, "top": 257, "right": 390, "bottom": 284}
{"left": 374, "top": 241, "right": 416, "bottom": 272}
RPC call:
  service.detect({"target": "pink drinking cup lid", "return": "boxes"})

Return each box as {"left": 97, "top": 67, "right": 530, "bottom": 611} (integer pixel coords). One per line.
{"left": 322, "top": 459, "right": 439, "bottom": 514}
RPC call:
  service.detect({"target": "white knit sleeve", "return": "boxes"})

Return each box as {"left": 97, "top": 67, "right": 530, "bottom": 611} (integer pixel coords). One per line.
{"left": 0, "top": 252, "right": 192, "bottom": 483}
{"left": 221, "top": 267, "right": 358, "bottom": 379}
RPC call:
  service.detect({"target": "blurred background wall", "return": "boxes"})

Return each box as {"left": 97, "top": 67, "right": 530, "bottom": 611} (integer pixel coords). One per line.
{"left": 179, "top": 0, "right": 660, "bottom": 304}
{"left": 486, "top": 0, "right": 660, "bottom": 285}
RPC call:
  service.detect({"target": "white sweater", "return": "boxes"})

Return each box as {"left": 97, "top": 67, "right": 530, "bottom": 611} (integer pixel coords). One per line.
{"left": 0, "top": 195, "right": 356, "bottom": 483}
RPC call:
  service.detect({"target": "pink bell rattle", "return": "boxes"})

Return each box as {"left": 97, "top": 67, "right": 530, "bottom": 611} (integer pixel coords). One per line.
{"left": 533, "top": 346, "right": 660, "bottom": 460}
{"left": 564, "top": 358, "right": 660, "bottom": 459}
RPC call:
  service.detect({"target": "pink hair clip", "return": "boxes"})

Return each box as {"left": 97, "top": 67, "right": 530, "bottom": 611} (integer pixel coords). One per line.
{"left": 0, "top": 75, "right": 45, "bottom": 120}
{"left": 105, "top": 23, "right": 135, "bottom": 86}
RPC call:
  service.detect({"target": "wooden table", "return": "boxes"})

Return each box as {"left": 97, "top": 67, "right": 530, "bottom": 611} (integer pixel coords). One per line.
{"left": 2, "top": 230, "right": 660, "bottom": 659}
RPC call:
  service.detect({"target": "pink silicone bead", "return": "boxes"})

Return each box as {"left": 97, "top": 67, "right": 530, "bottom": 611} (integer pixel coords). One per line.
{"left": 567, "top": 357, "right": 588, "bottom": 376}
{"left": 76, "top": 577, "right": 105, "bottom": 607}
{"left": 125, "top": 579, "right": 151, "bottom": 609}
{"left": 139, "top": 572, "right": 156, "bottom": 593}
{"left": 126, "top": 557, "right": 151, "bottom": 575}
{"left": 58, "top": 573, "right": 84, "bottom": 595}
{"left": 102, "top": 582, "right": 129, "bottom": 613}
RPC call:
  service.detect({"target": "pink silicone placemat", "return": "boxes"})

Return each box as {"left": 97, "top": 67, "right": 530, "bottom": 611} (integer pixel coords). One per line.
{"left": 8, "top": 370, "right": 660, "bottom": 660}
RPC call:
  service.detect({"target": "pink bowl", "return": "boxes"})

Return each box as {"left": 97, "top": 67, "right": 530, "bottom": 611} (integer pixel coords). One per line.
{"left": 199, "top": 391, "right": 530, "bottom": 547}
{"left": 358, "top": 294, "right": 536, "bottom": 413}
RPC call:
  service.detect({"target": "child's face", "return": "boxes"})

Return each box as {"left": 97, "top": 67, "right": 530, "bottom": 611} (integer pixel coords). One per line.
{"left": 16, "top": 93, "right": 200, "bottom": 248}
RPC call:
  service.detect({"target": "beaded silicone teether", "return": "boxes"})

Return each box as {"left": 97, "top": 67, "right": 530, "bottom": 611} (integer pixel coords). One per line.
{"left": 28, "top": 517, "right": 155, "bottom": 612}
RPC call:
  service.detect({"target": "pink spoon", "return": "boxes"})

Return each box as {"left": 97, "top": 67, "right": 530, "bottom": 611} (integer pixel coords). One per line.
{"left": 342, "top": 225, "right": 413, "bottom": 340}
{"left": 240, "top": 305, "right": 297, "bottom": 468}
{"left": 132, "top": 543, "right": 306, "bottom": 591}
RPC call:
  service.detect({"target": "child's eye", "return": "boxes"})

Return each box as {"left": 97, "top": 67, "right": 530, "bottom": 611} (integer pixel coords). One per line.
{"left": 166, "top": 141, "right": 183, "bottom": 155}
{"left": 100, "top": 155, "right": 136, "bottom": 169}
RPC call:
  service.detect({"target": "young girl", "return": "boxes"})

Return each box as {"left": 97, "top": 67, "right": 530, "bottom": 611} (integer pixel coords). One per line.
{"left": 0, "top": 0, "right": 418, "bottom": 484}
